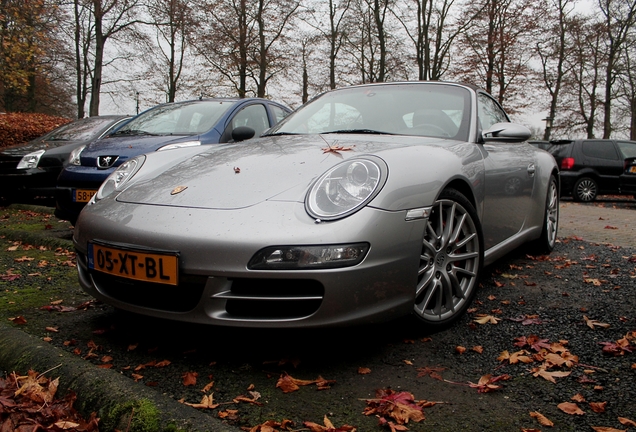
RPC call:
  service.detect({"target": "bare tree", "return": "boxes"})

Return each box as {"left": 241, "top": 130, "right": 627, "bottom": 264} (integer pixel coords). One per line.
{"left": 252, "top": 0, "right": 299, "bottom": 97}
{"left": 302, "top": 0, "right": 352, "bottom": 89}
{"left": 145, "top": 0, "right": 192, "bottom": 102}
{"left": 454, "top": 0, "right": 540, "bottom": 111}
{"left": 344, "top": 0, "right": 395, "bottom": 83}
{"left": 559, "top": 17, "right": 605, "bottom": 138}
{"left": 393, "top": 0, "right": 474, "bottom": 81}
{"left": 615, "top": 31, "right": 636, "bottom": 139}
{"left": 536, "top": 0, "right": 576, "bottom": 140}
{"left": 88, "top": 0, "right": 143, "bottom": 116}
{"left": 598, "top": 0, "right": 636, "bottom": 138}
{"left": 195, "top": 0, "right": 298, "bottom": 99}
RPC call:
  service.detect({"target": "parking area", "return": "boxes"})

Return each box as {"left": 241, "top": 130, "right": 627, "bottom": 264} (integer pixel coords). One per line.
{"left": 558, "top": 197, "right": 636, "bottom": 247}
{"left": 0, "top": 201, "right": 634, "bottom": 431}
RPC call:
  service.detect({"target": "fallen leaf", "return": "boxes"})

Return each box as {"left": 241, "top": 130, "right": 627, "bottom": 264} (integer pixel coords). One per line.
{"left": 589, "top": 401, "right": 607, "bottom": 413}
{"left": 590, "top": 428, "right": 626, "bottom": 432}
{"left": 474, "top": 314, "right": 501, "bottom": 324}
{"left": 529, "top": 411, "right": 554, "bottom": 427}
{"left": 8, "top": 316, "right": 27, "bottom": 325}
{"left": 358, "top": 367, "right": 371, "bottom": 374}
{"left": 363, "top": 389, "right": 425, "bottom": 424}
{"left": 455, "top": 346, "right": 466, "bottom": 354}
{"left": 532, "top": 368, "right": 571, "bottom": 383}
{"left": 183, "top": 393, "right": 219, "bottom": 409}
{"left": 584, "top": 315, "right": 611, "bottom": 329}
{"left": 571, "top": 393, "right": 586, "bottom": 402}
{"left": 416, "top": 366, "right": 445, "bottom": 380}
{"left": 182, "top": 371, "right": 198, "bottom": 386}
{"left": 275, "top": 372, "right": 335, "bottom": 393}
{"left": 201, "top": 381, "right": 214, "bottom": 393}
{"left": 304, "top": 415, "right": 356, "bottom": 432}
{"left": 468, "top": 374, "right": 510, "bottom": 393}
{"left": 618, "top": 417, "right": 636, "bottom": 427}
{"left": 557, "top": 402, "right": 585, "bottom": 415}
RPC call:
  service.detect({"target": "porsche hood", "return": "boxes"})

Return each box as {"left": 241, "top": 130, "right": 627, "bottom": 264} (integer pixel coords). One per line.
{"left": 115, "top": 134, "right": 449, "bottom": 210}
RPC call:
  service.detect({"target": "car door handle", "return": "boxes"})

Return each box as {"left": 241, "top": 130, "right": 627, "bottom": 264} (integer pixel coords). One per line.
{"left": 527, "top": 163, "right": 536, "bottom": 176}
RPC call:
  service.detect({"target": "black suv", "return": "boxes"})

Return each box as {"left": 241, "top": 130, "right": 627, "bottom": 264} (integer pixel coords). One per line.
{"left": 548, "top": 139, "right": 636, "bottom": 201}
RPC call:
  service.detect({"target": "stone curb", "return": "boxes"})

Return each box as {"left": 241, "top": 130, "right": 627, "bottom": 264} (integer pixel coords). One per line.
{"left": 0, "top": 324, "right": 237, "bottom": 431}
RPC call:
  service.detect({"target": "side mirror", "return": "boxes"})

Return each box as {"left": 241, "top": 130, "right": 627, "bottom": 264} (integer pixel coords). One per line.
{"left": 482, "top": 122, "right": 531, "bottom": 143}
{"left": 231, "top": 126, "right": 256, "bottom": 142}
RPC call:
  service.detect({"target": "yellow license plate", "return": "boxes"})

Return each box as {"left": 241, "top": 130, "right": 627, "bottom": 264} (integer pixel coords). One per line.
{"left": 629, "top": 166, "right": 636, "bottom": 173}
{"left": 88, "top": 243, "right": 179, "bottom": 285}
{"left": 73, "top": 189, "right": 97, "bottom": 203}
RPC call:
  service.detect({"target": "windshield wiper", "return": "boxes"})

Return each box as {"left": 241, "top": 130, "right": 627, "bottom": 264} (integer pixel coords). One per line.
{"left": 322, "top": 129, "right": 394, "bottom": 135}
{"left": 261, "top": 131, "right": 300, "bottom": 137}
{"left": 110, "top": 129, "right": 158, "bottom": 136}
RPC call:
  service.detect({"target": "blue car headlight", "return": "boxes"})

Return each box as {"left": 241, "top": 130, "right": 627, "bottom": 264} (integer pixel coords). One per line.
{"left": 93, "top": 155, "right": 145, "bottom": 202}
{"left": 306, "top": 157, "right": 388, "bottom": 220}
{"left": 68, "top": 145, "right": 85, "bottom": 166}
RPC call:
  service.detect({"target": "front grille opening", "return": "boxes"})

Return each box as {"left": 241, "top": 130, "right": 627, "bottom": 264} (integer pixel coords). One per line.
{"left": 225, "top": 279, "right": 324, "bottom": 319}
{"left": 92, "top": 272, "right": 207, "bottom": 312}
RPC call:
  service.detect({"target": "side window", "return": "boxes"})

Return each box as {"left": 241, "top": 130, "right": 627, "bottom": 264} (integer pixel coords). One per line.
{"left": 271, "top": 105, "right": 289, "bottom": 124}
{"left": 231, "top": 104, "right": 270, "bottom": 137}
{"left": 616, "top": 141, "right": 636, "bottom": 158}
{"left": 582, "top": 141, "right": 619, "bottom": 160}
{"left": 477, "top": 93, "right": 509, "bottom": 131}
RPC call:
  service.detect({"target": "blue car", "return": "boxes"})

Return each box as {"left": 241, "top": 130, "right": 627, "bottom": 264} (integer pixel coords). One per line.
{"left": 55, "top": 98, "right": 291, "bottom": 223}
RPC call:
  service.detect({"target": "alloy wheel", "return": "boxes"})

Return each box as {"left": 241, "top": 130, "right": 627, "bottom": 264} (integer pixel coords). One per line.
{"left": 576, "top": 178, "right": 597, "bottom": 202}
{"left": 414, "top": 197, "right": 481, "bottom": 322}
{"left": 545, "top": 178, "right": 559, "bottom": 248}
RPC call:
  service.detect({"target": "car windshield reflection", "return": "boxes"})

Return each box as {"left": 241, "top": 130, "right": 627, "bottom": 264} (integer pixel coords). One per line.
{"left": 268, "top": 83, "right": 471, "bottom": 141}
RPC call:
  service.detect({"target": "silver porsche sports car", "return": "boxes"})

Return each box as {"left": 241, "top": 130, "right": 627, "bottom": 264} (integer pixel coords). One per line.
{"left": 73, "top": 82, "right": 559, "bottom": 329}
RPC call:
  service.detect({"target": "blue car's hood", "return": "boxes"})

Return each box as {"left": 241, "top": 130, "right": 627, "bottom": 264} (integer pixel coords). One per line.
{"left": 115, "top": 134, "right": 459, "bottom": 210}
{"left": 81, "top": 134, "right": 201, "bottom": 162}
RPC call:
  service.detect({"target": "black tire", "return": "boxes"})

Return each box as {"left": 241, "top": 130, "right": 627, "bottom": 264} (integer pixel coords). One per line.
{"left": 573, "top": 177, "right": 597, "bottom": 202}
{"left": 412, "top": 188, "right": 483, "bottom": 328}
{"left": 531, "top": 175, "right": 559, "bottom": 254}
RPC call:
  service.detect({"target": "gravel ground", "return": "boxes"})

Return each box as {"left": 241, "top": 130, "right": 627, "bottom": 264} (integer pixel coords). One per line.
{"left": 1, "top": 202, "right": 635, "bottom": 432}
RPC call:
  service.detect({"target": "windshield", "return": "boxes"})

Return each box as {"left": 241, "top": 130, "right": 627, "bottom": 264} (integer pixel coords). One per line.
{"left": 117, "top": 100, "right": 233, "bottom": 136}
{"left": 267, "top": 83, "right": 471, "bottom": 141}
{"left": 48, "top": 117, "right": 120, "bottom": 141}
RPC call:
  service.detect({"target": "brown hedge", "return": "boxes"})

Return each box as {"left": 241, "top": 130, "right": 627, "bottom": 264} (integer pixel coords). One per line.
{"left": 0, "top": 112, "right": 72, "bottom": 149}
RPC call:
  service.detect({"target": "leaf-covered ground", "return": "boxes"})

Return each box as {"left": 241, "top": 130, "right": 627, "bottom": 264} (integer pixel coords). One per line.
{"left": 0, "top": 204, "right": 635, "bottom": 432}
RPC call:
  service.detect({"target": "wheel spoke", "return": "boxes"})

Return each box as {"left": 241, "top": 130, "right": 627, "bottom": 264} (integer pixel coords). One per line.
{"left": 449, "top": 250, "right": 479, "bottom": 262}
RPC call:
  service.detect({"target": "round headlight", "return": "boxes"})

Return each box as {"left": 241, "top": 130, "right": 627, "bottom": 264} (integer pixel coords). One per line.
{"left": 306, "top": 157, "right": 387, "bottom": 220}
{"left": 94, "top": 155, "right": 145, "bottom": 202}
{"left": 17, "top": 149, "right": 45, "bottom": 169}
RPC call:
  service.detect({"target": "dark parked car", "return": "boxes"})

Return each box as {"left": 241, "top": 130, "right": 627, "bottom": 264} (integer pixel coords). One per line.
{"left": 0, "top": 115, "right": 130, "bottom": 201}
{"left": 548, "top": 139, "right": 636, "bottom": 201}
{"left": 620, "top": 157, "right": 636, "bottom": 195}
{"left": 55, "top": 98, "right": 291, "bottom": 223}
{"left": 73, "top": 81, "right": 559, "bottom": 329}
{"left": 528, "top": 140, "right": 552, "bottom": 151}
